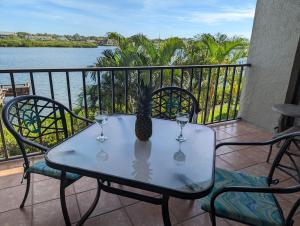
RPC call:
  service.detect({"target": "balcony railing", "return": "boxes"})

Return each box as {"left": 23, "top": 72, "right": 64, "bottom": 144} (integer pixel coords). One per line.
{"left": 0, "top": 63, "right": 250, "bottom": 161}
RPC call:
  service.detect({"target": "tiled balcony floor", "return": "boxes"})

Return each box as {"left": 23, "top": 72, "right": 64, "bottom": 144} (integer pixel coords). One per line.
{"left": 0, "top": 120, "right": 299, "bottom": 226}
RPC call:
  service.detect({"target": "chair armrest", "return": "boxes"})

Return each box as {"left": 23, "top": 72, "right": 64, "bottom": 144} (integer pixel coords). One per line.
{"left": 71, "top": 113, "right": 93, "bottom": 124}
{"left": 216, "top": 131, "right": 300, "bottom": 149}
{"left": 66, "top": 109, "right": 93, "bottom": 124}
{"left": 19, "top": 137, "right": 49, "bottom": 153}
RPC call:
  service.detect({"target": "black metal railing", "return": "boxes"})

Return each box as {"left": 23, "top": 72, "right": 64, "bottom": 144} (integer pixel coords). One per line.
{"left": 0, "top": 63, "right": 250, "bottom": 161}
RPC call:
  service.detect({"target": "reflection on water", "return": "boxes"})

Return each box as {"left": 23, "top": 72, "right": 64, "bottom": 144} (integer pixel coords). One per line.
{"left": 173, "top": 142, "right": 186, "bottom": 165}
{"left": 132, "top": 140, "right": 153, "bottom": 182}
{"left": 96, "top": 148, "right": 109, "bottom": 161}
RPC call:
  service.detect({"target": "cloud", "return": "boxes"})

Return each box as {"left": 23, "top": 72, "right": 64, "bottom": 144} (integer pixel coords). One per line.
{"left": 44, "top": 0, "right": 114, "bottom": 14}
{"left": 188, "top": 8, "right": 255, "bottom": 24}
{"left": 0, "top": 0, "right": 256, "bottom": 38}
{"left": 142, "top": 0, "right": 182, "bottom": 10}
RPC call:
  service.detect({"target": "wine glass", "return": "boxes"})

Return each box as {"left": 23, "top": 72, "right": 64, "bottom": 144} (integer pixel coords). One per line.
{"left": 173, "top": 141, "right": 186, "bottom": 165}
{"left": 96, "top": 148, "right": 109, "bottom": 161}
{"left": 95, "top": 110, "right": 109, "bottom": 142}
{"left": 176, "top": 112, "right": 189, "bottom": 142}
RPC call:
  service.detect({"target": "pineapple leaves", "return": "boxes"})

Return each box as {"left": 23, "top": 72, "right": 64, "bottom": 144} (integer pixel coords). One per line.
{"left": 136, "top": 78, "right": 153, "bottom": 117}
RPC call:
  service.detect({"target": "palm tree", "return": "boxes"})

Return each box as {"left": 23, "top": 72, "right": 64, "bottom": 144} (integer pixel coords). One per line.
{"left": 196, "top": 33, "right": 248, "bottom": 64}
{"left": 77, "top": 32, "right": 249, "bottom": 120}
{"left": 189, "top": 33, "right": 249, "bottom": 122}
{"left": 80, "top": 33, "right": 187, "bottom": 113}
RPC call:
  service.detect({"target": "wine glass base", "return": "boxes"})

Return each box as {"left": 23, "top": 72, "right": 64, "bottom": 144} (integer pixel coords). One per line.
{"left": 176, "top": 137, "right": 186, "bottom": 142}
{"left": 96, "top": 150, "right": 109, "bottom": 161}
{"left": 97, "top": 135, "right": 108, "bottom": 143}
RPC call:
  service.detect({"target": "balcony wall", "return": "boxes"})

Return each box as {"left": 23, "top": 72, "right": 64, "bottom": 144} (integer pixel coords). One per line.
{"left": 240, "top": 0, "right": 300, "bottom": 131}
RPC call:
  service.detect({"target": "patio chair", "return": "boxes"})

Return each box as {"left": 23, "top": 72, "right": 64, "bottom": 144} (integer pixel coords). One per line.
{"left": 1, "top": 95, "right": 100, "bottom": 222}
{"left": 201, "top": 131, "right": 300, "bottom": 226}
{"left": 267, "top": 104, "right": 300, "bottom": 163}
{"left": 152, "top": 86, "right": 199, "bottom": 123}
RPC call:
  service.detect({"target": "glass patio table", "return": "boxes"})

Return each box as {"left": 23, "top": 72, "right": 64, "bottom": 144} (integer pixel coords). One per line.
{"left": 45, "top": 115, "right": 216, "bottom": 226}
{"left": 272, "top": 104, "right": 300, "bottom": 133}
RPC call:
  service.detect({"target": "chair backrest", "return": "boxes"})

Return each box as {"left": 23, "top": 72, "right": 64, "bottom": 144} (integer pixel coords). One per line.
{"left": 152, "top": 86, "right": 198, "bottom": 122}
{"left": 2, "top": 95, "right": 91, "bottom": 167}
{"left": 266, "top": 132, "right": 300, "bottom": 224}
{"left": 268, "top": 136, "right": 300, "bottom": 183}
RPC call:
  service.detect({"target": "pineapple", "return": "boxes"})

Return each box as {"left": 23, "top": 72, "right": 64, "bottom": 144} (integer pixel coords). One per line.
{"left": 135, "top": 79, "right": 153, "bottom": 141}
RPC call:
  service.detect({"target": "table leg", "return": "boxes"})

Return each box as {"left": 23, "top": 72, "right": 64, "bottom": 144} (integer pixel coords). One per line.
{"left": 60, "top": 171, "right": 71, "bottom": 226}
{"left": 76, "top": 180, "right": 102, "bottom": 226}
{"left": 162, "top": 195, "right": 171, "bottom": 226}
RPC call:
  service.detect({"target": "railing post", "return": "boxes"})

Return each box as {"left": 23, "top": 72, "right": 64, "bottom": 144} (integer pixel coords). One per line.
{"left": 66, "top": 71, "right": 74, "bottom": 134}
{"left": 211, "top": 67, "right": 220, "bottom": 123}
{"left": 48, "top": 72, "right": 59, "bottom": 141}
{"left": 197, "top": 67, "right": 203, "bottom": 118}
{"left": 125, "top": 70, "right": 128, "bottom": 114}
{"left": 9, "top": 72, "right": 16, "bottom": 97}
{"left": 203, "top": 68, "right": 212, "bottom": 124}
{"left": 234, "top": 66, "right": 244, "bottom": 119}
{"left": 170, "top": 68, "right": 174, "bottom": 86}
{"left": 97, "top": 71, "right": 102, "bottom": 112}
{"left": 29, "top": 72, "right": 36, "bottom": 95}
{"left": 82, "top": 70, "right": 89, "bottom": 120}
{"left": 180, "top": 68, "right": 184, "bottom": 88}
{"left": 226, "top": 66, "right": 236, "bottom": 121}
{"left": 111, "top": 70, "right": 115, "bottom": 114}
{"left": 219, "top": 66, "right": 229, "bottom": 121}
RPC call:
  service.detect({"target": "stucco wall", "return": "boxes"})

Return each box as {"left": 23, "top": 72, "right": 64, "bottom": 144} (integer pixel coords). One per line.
{"left": 239, "top": 0, "right": 300, "bottom": 131}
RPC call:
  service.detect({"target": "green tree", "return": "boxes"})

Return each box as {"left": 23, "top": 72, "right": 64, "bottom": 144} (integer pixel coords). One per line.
{"left": 79, "top": 32, "right": 249, "bottom": 122}
{"left": 81, "top": 33, "right": 186, "bottom": 112}
{"left": 185, "top": 33, "right": 248, "bottom": 122}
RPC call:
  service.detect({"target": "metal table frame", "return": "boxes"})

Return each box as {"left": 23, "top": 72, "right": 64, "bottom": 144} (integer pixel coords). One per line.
{"left": 46, "top": 154, "right": 215, "bottom": 226}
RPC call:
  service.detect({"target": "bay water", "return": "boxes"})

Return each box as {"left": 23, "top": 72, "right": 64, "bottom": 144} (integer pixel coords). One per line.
{"left": 0, "top": 47, "right": 115, "bottom": 107}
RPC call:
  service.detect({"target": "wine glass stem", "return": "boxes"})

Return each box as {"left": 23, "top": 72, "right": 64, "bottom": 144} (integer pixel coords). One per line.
{"left": 180, "top": 126, "right": 183, "bottom": 138}
{"left": 101, "top": 125, "right": 104, "bottom": 137}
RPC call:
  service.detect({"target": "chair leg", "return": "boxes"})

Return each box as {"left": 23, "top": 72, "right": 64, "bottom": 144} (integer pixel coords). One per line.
{"left": 161, "top": 195, "right": 171, "bottom": 226}
{"left": 20, "top": 173, "right": 31, "bottom": 208}
{"left": 293, "top": 140, "right": 300, "bottom": 151}
{"left": 60, "top": 171, "right": 71, "bottom": 226}
{"left": 77, "top": 180, "right": 102, "bottom": 226}
{"left": 209, "top": 212, "right": 216, "bottom": 226}
{"left": 266, "top": 144, "right": 273, "bottom": 163}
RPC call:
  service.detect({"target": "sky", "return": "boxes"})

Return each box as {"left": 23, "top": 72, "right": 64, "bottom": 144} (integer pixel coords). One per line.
{"left": 0, "top": 0, "right": 257, "bottom": 39}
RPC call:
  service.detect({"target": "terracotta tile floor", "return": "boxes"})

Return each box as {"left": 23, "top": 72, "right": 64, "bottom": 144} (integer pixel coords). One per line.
{"left": 0, "top": 120, "right": 299, "bottom": 226}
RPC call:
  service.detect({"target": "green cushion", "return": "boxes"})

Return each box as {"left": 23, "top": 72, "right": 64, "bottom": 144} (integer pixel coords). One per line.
{"left": 27, "top": 160, "right": 81, "bottom": 181}
{"left": 201, "top": 168, "right": 285, "bottom": 226}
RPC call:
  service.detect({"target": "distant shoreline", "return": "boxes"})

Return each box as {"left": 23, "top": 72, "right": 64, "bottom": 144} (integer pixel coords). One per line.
{"left": 0, "top": 38, "right": 109, "bottom": 48}
{"left": 0, "top": 45, "right": 115, "bottom": 48}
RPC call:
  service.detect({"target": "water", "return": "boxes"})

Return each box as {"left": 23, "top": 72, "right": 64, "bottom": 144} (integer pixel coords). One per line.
{"left": 0, "top": 47, "right": 115, "bottom": 106}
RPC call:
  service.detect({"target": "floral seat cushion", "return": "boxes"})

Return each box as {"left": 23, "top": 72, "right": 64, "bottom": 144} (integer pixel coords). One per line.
{"left": 201, "top": 168, "right": 285, "bottom": 226}
{"left": 27, "top": 160, "right": 81, "bottom": 181}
